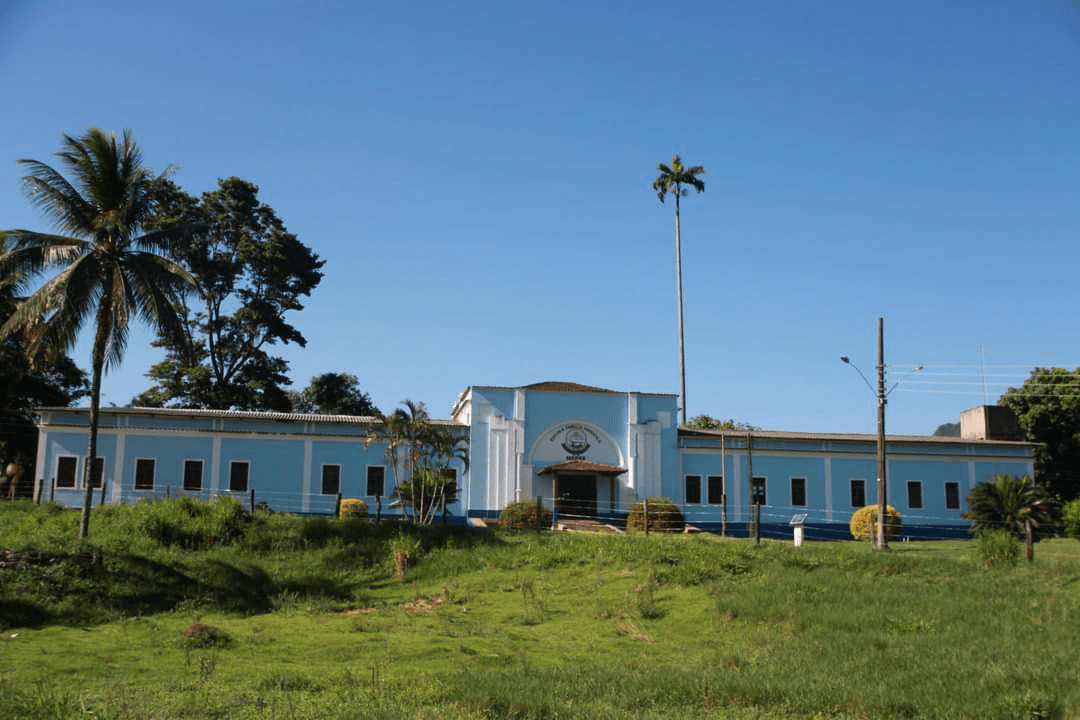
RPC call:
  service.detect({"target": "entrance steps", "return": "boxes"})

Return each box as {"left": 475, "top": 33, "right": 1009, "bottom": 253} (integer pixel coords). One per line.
{"left": 556, "top": 518, "right": 624, "bottom": 534}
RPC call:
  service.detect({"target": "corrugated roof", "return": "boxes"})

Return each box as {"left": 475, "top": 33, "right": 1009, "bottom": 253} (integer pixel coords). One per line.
{"left": 35, "top": 406, "right": 464, "bottom": 426}
{"left": 678, "top": 427, "right": 1033, "bottom": 446}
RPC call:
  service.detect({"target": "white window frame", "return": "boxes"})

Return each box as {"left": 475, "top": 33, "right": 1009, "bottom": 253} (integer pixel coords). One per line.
{"left": 134, "top": 457, "right": 156, "bottom": 491}
{"left": 229, "top": 460, "right": 250, "bottom": 493}
{"left": 366, "top": 465, "right": 386, "bottom": 497}
{"left": 790, "top": 477, "right": 807, "bottom": 507}
{"left": 55, "top": 455, "right": 78, "bottom": 489}
{"left": 183, "top": 459, "right": 204, "bottom": 492}
{"left": 321, "top": 464, "right": 342, "bottom": 496}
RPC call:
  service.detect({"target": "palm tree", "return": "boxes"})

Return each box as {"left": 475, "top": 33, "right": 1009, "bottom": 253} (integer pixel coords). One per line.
{"left": 965, "top": 474, "right": 1057, "bottom": 562}
{"left": 0, "top": 129, "right": 193, "bottom": 538}
{"left": 652, "top": 154, "right": 705, "bottom": 426}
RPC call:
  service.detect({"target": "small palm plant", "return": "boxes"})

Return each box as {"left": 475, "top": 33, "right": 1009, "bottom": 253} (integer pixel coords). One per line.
{"left": 965, "top": 474, "right": 1057, "bottom": 562}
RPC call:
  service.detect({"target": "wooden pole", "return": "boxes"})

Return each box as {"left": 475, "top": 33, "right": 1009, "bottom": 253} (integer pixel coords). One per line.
{"left": 376, "top": 495, "right": 382, "bottom": 524}
{"left": 249, "top": 488, "right": 255, "bottom": 513}
{"left": 335, "top": 492, "right": 343, "bottom": 518}
{"left": 721, "top": 493, "right": 727, "bottom": 537}
{"left": 50, "top": 478, "right": 55, "bottom": 503}
{"left": 644, "top": 497, "right": 650, "bottom": 536}
{"left": 100, "top": 481, "right": 107, "bottom": 505}
{"left": 876, "top": 316, "right": 889, "bottom": 551}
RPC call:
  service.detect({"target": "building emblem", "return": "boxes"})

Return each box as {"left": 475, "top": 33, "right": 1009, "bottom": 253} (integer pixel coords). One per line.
{"left": 561, "top": 426, "right": 591, "bottom": 456}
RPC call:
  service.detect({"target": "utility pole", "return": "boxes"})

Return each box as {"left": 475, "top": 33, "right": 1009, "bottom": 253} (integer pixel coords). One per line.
{"left": 876, "top": 317, "right": 889, "bottom": 551}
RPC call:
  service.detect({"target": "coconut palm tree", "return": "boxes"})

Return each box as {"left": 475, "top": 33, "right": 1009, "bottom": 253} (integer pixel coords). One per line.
{"left": 652, "top": 154, "right": 705, "bottom": 425}
{"left": 0, "top": 129, "right": 194, "bottom": 538}
{"left": 965, "top": 474, "right": 1057, "bottom": 562}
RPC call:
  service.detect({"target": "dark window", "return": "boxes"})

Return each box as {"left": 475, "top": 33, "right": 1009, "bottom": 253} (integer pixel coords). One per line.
{"left": 89, "top": 457, "right": 104, "bottom": 488}
{"left": 790, "top": 477, "right": 806, "bottom": 507}
{"left": 751, "top": 477, "right": 767, "bottom": 505}
{"left": 230, "top": 461, "right": 249, "bottom": 492}
{"left": 945, "top": 482, "right": 960, "bottom": 510}
{"left": 56, "top": 456, "right": 77, "bottom": 488}
{"left": 366, "top": 466, "right": 385, "bottom": 496}
{"left": 707, "top": 475, "right": 724, "bottom": 504}
{"left": 685, "top": 475, "right": 701, "bottom": 504}
{"left": 183, "top": 460, "right": 203, "bottom": 491}
{"left": 135, "top": 459, "right": 155, "bottom": 490}
{"left": 850, "top": 480, "right": 865, "bottom": 507}
{"left": 321, "top": 465, "right": 341, "bottom": 495}
{"left": 907, "top": 481, "right": 923, "bottom": 509}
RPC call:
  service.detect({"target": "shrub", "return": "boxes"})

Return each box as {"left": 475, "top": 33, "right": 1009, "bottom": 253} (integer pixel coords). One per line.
{"left": 849, "top": 505, "right": 902, "bottom": 541}
{"left": 340, "top": 498, "right": 368, "bottom": 518}
{"left": 135, "top": 496, "right": 248, "bottom": 549}
{"left": 177, "top": 623, "right": 232, "bottom": 649}
{"left": 626, "top": 498, "right": 684, "bottom": 532}
{"left": 1062, "top": 498, "right": 1080, "bottom": 539}
{"left": 500, "top": 500, "right": 552, "bottom": 529}
{"left": 977, "top": 529, "right": 1020, "bottom": 569}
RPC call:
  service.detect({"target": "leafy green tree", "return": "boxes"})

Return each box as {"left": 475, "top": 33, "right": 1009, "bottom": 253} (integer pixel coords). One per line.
{"left": 685, "top": 415, "right": 758, "bottom": 431}
{"left": 365, "top": 400, "right": 467, "bottom": 525}
{"left": 965, "top": 474, "right": 1057, "bottom": 562}
{"left": 0, "top": 129, "right": 193, "bottom": 536}
{"left": 0, "top": 245, "right": 88, "bottom": 492}
{"left": 999, "top": 368, "right": 1080, "bottom": 501}
{"left": 133, "top": 177, "right": 324, "bottom": 411}
{"left": 653, "top": 153, "right": 705, "bottom": 426}
{"left": 290, "top": 373, "right": 379, "bottom": 416}
{"left": 933, "top": 422, "right": 961, "bottom": 437}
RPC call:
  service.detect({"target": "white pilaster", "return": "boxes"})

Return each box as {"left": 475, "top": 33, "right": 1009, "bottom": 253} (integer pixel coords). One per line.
{"left": 302, "top": 440, "right": 313, "bottom": 512}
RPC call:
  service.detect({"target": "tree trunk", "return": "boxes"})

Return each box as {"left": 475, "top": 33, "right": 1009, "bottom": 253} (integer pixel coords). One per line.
{"left": 80, "top": 320, "right": 108, "bottom": 539}
{"left": 674, "top": 190, "right": 686, "bottom": 426}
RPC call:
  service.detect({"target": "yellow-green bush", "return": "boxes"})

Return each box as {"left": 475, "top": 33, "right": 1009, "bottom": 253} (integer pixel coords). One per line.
{"left": 626, "top": 497, "right": 684, "bottom": 532}
{"left": 849, "top": 504, "right": 902, "bottom": 541}
{"left": 500, "top": 500, "right": 552, "bottom": 529}
{"left": 340, "top": 498, "right": 368, "bottom": 518}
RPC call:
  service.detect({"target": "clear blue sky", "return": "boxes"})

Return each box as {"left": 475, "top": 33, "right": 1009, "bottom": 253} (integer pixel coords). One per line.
{"left": 3, "top": 0, "right": 1079, "bottom": 434}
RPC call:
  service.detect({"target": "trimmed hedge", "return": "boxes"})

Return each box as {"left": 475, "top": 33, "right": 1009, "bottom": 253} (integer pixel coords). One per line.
{"left": 849, "top": 504, "right": 903, "bottom": 541}
{"left": 499, "top": 501, "right": 552, "bottom": 529}
{"left": 626, "top": 498, "right": 684, "bottom": 532}
{"left": 340, "top": 498, "right": 369, "bottom": 518}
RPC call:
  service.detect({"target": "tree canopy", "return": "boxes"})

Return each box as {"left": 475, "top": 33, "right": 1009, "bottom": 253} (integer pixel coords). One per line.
{"left": 0, "top": 241, "right": 88, "bottom": 482}
{"left": 290, "top": 373, "right": 379, "bottom": 416}
{"left": 999, "top": 367, "right": 1080, "bottom": 500}
{"left": 133, "top": 177, "right": 324, "bottom": 411}
{"left": 932, "top": 422, "right": 961, "bottom": 437}
{"left": 685, "top": 415, "right": 759, "bottom": 431}
{"left": 0, "top": 128, "right": 193, "bottom": 535}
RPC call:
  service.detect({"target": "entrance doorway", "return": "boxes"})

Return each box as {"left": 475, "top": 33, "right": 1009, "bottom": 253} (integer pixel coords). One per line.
{"left": 556, "top": 474, "right": 597, "bottom": 518}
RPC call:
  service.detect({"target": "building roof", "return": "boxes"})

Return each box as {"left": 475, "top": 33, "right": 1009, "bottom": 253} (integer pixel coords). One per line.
{"left": 521, "top": 381, "right": 616, "bottom": 394}
{"left": 35, "top": 406, "right": 463, "bottom": 427}
{"left": 537, "top": 460, "right": 627, "bottom": 475}
{"left": 678, "top": 427, "right": 1034, "bottom": 447}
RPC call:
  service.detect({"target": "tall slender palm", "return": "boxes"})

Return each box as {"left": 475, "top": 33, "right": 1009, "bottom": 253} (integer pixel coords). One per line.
{"left": 965, "top": 474, "right": 1057, "bottom": 562}
{"left": 653, "top": 154, "right": 705, "bottom": 425}
{"left": 0, "top": 129, "right": 193, "bottom": 537}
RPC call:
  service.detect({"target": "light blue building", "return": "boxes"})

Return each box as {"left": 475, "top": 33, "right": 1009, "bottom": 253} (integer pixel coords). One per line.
{"left": 34, "top": 381, "right": 1035, "bottom": 538}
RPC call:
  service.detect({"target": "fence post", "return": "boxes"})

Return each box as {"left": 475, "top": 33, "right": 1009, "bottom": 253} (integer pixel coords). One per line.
{"left": 100, "top": 481, "right": 107, "bottom": 505}
{"left": 50, "top": 478, "right": 55, "bottom": 503}
{"left": 536, "top": 495, "right": 543, "bottom": 532}
{"left": 34, "top": 479, "right": 43, "bottom": 504}
{"left": 166, "top": 486, "right": 171, "bottom": 500}
{"left": 249, "top": 488, "right": 256, "bottom": 513}
{"left": 376, "top": 495, "right": 382, "bottom": 524}
{"left": 754, "top": 503, "right": 761, "bottom": 545}
{"left": 335, "top": 492, "right": 342, "bottom": 518}
{"left": 721, "top": 493, "right": 727, "bottom": 537}
{"left": 644, "top": 498, "right": 650, "bottom": 536}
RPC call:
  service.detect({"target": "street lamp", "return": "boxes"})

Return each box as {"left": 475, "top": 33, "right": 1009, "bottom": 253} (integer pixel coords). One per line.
{"left": 840, "top": 318, "right": 922, "bottom": 551}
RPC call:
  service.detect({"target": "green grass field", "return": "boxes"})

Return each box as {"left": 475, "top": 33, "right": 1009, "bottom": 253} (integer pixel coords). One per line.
{"left": 1, "top": 499, "right": 1079, "bottom": 719}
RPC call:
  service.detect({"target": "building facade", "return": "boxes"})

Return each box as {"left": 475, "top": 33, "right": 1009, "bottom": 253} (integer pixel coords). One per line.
{"left": 34, "top": 381, "right": 1035, "bottom": 538}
